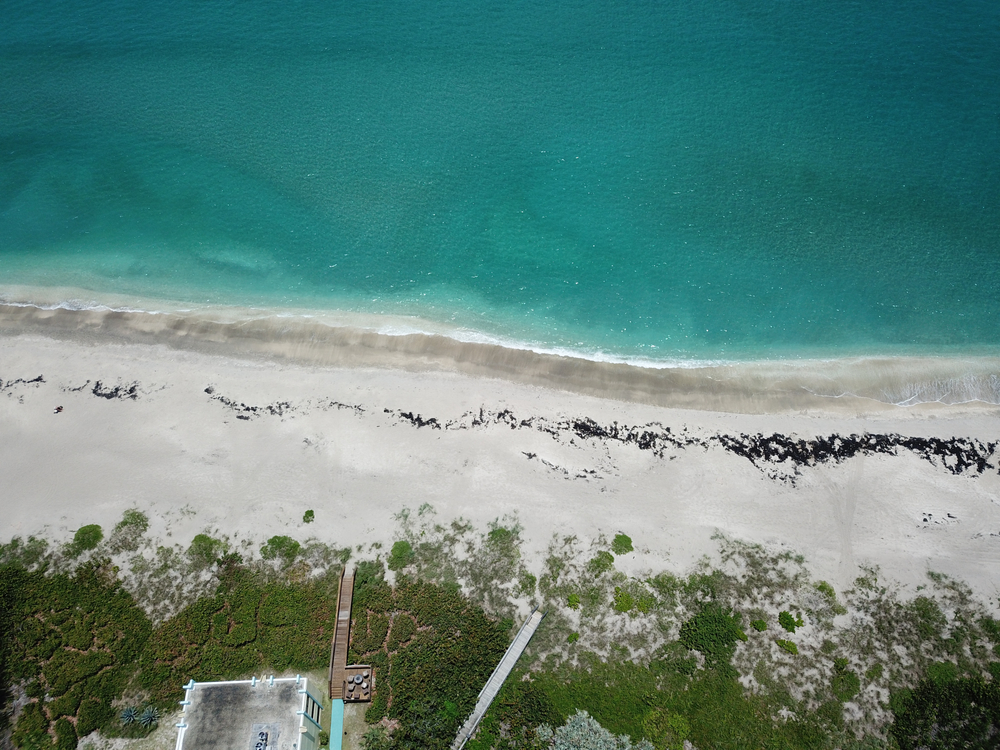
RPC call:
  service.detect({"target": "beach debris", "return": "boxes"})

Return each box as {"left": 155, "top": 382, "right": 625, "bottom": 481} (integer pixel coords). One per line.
{"left": 385, "top": 408, "right": 441, "bottom": 429}
{"left": 54, "top": 405, "right": 63, "bottom": 413}
{"left": 389, "top": 404, "right": 998, "bottom": 484}
{"left": 1, "top": 375, "right": 44, "bottom": 397}
{"left": 91, "top": 380, "right": 140, "bottom": 400}
{"left": 204, "top": 387, "right": 293, "bottom": 420}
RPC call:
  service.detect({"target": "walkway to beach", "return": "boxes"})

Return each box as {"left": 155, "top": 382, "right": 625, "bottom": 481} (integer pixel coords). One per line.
{"left": 452, "top": 609, "right": 545, "bottom": 750}
{"left": 329, "top": 568, "right": 355, "bottom": 700}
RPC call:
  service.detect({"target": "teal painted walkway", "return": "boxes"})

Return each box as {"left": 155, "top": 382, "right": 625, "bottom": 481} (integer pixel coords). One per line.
{"left": 329, "top": 699, "right": 344, "bottom": 750}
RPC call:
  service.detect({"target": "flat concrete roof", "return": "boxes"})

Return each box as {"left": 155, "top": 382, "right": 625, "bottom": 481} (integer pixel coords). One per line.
{"left": 176, "top": 677, "right": 320, "bottom": 750}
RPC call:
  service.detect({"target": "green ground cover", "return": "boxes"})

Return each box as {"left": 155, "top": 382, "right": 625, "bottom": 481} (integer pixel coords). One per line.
{"left": 0, "top": 562, "right": 152, "bottom": 747}
{"left": 4, "top": 513, "right": 1000, "bottom": 749}
{"left": 348, "top": 562, "right": 510, "bottom": 750}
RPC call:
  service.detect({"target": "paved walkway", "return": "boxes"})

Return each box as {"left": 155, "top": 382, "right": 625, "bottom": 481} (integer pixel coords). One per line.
{"left": 451, "top": 609, "right": 545, "bottom": 750}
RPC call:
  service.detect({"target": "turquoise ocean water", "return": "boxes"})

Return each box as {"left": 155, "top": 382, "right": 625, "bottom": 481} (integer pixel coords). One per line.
{"left": 2, "top": 0, "right": 999, "bottom": 367}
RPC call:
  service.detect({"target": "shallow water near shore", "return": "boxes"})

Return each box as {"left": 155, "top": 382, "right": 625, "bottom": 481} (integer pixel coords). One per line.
{"left": 1, "top": 0, "right": 999, "bottom": 368}
{"left": 4, "top": 300, "right": 1000, "bottom": 413}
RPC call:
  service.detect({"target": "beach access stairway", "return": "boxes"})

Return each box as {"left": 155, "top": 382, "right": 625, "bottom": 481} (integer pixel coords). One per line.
{"left": 451, "top": 608, "right": 545, "bottom": 750}
{"left": 328, "top": 570, "right": 354, "bottom": 700}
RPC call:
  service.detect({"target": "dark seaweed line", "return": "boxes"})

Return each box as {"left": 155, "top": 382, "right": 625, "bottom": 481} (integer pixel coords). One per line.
{"left": 389, "top": 406, "right": 998, "bottom": 481}
{"left": 91, "top": 380, "right": 140, "bottom": 400}
{"left": 0, "top": 375, "right": 45, "bottom": 390}
{"left": 204, "top": 386, "right": 293, "bottom": 420}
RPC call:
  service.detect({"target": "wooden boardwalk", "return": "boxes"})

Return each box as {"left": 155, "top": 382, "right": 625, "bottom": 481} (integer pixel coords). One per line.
{"left": 451, "top": 609, "right": 545, "bottom": 750}
{"left": 328, "top": 569, "right": 355, "bottom": 700}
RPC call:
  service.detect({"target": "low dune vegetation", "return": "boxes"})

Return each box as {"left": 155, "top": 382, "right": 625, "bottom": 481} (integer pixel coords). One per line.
{"left": 1, "top": 509, "right": 999, "bottom": 750}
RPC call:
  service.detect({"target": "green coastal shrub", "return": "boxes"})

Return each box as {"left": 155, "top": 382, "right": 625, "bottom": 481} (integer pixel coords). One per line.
{"left": 55, "top": 717, "right": 78, "bottom": 750}
{"left": 108, "top": 510, "right": 149, "bottom": 553}
{"left": 303, "top": 509, "right": 315, "bottom": 524}
{"left": 815, "top": 580, "right": 836, "bottom": 601}
{"left": 350, "top": 570, "right": 510, "bottom": 750}
{"left": 866, "top": 663, "right": 884, "bottom": 681}
{"left": 611, "top": 534, "right": 634, "bottom": 555}
{"left": 387, "top": 614, "right": 417, "bottom": 651}
{"left": 586, "top": 551, "right": 614, "bottom": 577}
{"left": 2, "top": 562, "right": 152, "bottom": 745}
{"left": 910, "top": 596, "right": 946, "bottom": 640}
{"left": 831, "top": 659, "right": 860, "bottom": 701}
{"left": 139, "top": 571, "right": 338, "bottom": 705}
{"left": 68, "top": 524, "right": 103, "bottom": 557}
{"left": 517, "top": 571, "right": 536, "bottom": 596}
{"left": 679, "top": 603, "right": 747, "bottom": 670}
{"left": 188, "top": 534, "right": 226, "bottom": 567}
{"left": 613, "top": 587, "right": 634, "bottom": 613}
{"left": 926, "top": 660, "right": 959, "bottom": 686}
{"left": 751, "top": 619, "right": 767, "bottom": 632}
{"left": 487, "top": 526, "right": 514, "bottom": 546}
{"left": 260, "top": 535, "right": 301, "bottom": 563}
{"left": 642, "top": 708, "right": 690, "bottom": 750}
{"left": 388, "top": 540, "right": 415, "bottom": 571}
{"left": 567, "top": 593, "right": 581, "bottom": 610}
{"left": 778, "top": 610, "right": 803, "bottom": 633}
{"left": 776, "top": 639, "right": 798, "bottom": 655}
{"left": 568, "top": 632, "right": 580, "bottom": 644}
{"left": 890, "top": 677, "right": 1000, "bottom": 749}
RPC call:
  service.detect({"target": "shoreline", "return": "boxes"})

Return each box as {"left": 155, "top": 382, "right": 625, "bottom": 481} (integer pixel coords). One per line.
{"left": 3, "top": 301, "right": 1000, "bottom": 415}
{"left": 2, "top": 329, "right": 1000, "bottom": 605}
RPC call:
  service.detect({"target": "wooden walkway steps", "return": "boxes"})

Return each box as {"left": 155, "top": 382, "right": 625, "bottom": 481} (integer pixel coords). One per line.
{"left": 451, "top": 609, "right": 545, "bottom": 750}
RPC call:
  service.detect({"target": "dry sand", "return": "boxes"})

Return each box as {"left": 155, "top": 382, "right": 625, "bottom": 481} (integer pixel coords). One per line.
{"left": 1, "top": 316, "right": 999, "bottom": 603}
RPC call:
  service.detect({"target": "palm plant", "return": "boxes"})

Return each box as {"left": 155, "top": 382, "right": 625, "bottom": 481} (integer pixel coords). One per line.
{"left": 138, "top": 706, "right": 160, "bottom": 727}
{"left": 120, "top": 706, "right": 139, "bottom": 725}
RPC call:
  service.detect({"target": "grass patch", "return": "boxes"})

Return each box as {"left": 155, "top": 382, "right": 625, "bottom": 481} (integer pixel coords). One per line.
{"left": 67, "top": 525, "right": 103, "bottom": 558}
{"left": 108, "top": 510, "right": 149, "bottom": 554}
{"left": 775, "top": 639, "right": 798, "bottom": 655}
{"left": 679, "top": 603, "right": 747, "bottom": 671}
{"left": 611, "top": 534, "right": 634, "bottom": 555}
{"left": 260, "top": 535, "right": 301, "bottom": 564}
{"left": 586, "top": 551, "right": 614, "bottom": 577}
{"left": 388, "top": 541, "right": 415, "bottom": 571}
{"left": 187, "top": 534, "right": 227, "bottom": 568}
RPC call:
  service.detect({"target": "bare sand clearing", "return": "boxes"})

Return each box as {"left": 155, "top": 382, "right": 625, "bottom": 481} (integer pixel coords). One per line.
{"left": 1, "top": 309, "right": 999, "bottom": 603}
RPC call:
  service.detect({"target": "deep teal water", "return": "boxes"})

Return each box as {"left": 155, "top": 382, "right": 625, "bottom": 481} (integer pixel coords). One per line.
{"left": 1, "top": 0, "right": 998, "bottom": 361}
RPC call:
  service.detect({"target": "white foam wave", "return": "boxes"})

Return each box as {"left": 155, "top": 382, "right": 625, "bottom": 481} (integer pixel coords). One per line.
{"left": 3, "top": 290, "right": 1000, "bottom": 408}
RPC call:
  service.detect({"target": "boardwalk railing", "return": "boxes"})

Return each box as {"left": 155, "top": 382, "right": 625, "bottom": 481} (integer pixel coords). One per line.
{"left": 451, "top": 609, "right": 545, "bottom": 750}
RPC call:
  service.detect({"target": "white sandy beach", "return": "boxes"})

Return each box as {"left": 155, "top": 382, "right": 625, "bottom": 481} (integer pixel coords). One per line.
{"left": 2, "top": 308, "right": 999, "bottom": 607}
{"left": 0, "top": 311, "right": 1000, "bottom": 612}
